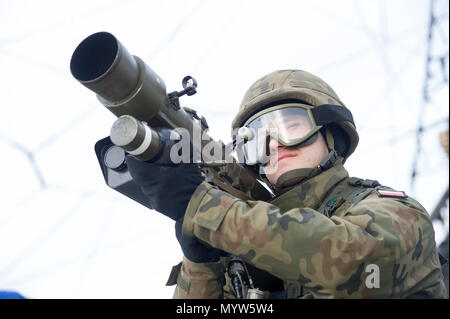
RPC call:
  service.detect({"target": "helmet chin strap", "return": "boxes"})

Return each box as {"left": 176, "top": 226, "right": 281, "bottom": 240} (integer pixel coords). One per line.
{"left": 324, "top": 126, "right": 335, "bottom": 151}
{"left": 318, "top": 126, "right": 339, "bottom": 171}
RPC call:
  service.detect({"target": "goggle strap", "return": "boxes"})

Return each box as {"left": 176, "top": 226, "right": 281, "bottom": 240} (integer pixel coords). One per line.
{"left": 311, "top": 104, "right": 355, "bottom": 127}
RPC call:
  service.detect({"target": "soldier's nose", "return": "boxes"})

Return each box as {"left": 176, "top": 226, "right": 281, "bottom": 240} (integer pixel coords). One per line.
{"left": 268, "top": 138, "right": 282, "bottom": 154}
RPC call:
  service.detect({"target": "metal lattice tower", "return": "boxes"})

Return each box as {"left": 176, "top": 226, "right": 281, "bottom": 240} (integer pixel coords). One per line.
{"left": 410, "top": 0, "right": 449, "bottom": 191}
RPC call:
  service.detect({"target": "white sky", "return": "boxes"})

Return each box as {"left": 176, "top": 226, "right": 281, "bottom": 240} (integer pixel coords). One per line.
{"left": 0, "top": 0, "right": 448, "bottom": 298}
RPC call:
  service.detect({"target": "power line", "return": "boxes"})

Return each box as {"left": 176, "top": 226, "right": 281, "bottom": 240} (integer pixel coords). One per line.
{"left": 0, "top": 1, "right": 208, "bottom": 291}
{"left": 33, "top": 104, "right": 99, "bottom": 153}
{"left": 0, "top": 134, "right": 47, "bottom": 188}
{"left": 1, "top": 1, "right": 448, "bottom": 297}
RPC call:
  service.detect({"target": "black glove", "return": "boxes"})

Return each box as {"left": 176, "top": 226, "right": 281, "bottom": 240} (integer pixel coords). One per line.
{"left": 175, "top": 219, "right": 227, "bottom": 263}
{"left": 126, "top": 155, "right": 202, "bottom": 221}
{"left": 126, "top": 154, "right": 227, "bottom": 262}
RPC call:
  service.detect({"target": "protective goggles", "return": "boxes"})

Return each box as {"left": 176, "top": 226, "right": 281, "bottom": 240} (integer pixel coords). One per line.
{"left": 235, "top": 103, "right": 354, "bottom": 166}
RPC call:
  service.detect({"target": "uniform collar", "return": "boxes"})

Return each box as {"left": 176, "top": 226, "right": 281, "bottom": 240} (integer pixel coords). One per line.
{"left": 271, "top": 160, "right": 349, "bottom": 211}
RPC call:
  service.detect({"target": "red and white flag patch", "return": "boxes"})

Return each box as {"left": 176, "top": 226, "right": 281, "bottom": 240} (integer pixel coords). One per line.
{"left": 376, "top": 189, "right": 408, "bottom": 198}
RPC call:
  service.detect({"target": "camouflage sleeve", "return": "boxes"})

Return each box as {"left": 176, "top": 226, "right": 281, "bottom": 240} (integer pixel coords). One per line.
{"left": 172, "top": 256, "right": 227, "bottom": 299}
{"left": 182, "top": 182, "right": 446, "bottom": 298}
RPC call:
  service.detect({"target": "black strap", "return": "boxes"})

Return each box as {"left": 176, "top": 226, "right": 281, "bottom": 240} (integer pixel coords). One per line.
{"left": 166, "top": 261, "right": 182, "bottom": 286}
{"left": 311, "top": 104, "right": 355, "bottom": 127}
{"left": 348, "top": 177, "right": 381, "bottom": 188}
{"left": 439, "top": 252, "right": 448, "bottom": 266}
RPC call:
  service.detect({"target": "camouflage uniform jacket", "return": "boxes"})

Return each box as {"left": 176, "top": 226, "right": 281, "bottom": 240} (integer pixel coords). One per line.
{"left": 172, "top": 163, "right": 446, "bottom": 298}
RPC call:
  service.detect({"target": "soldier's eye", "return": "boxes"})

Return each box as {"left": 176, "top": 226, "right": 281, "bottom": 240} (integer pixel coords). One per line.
{"left": 287, "top": 123, "right": 300, "bottom": 129}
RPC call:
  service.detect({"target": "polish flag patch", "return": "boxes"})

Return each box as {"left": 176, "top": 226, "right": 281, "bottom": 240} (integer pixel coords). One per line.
{"left": 376, "top": 189, "right": 408, "bottom": 198}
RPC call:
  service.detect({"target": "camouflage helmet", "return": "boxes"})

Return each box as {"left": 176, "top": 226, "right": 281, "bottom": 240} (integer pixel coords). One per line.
{"left": 232, "top": 70, "right": 359, "bottom": 160}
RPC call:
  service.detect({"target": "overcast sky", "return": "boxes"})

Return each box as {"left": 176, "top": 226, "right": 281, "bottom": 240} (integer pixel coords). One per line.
{"left": 0, "top": 0, "right": 448, "bottom": 298}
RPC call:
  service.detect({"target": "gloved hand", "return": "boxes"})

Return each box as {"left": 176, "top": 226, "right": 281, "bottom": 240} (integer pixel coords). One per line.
{"left": 126, "top": 155, "right": 227, "bottom": 262}
{"left": 126, "top": 155, "right": 202, "bottom": 221}
{"left": 175, "top": 219, "right": 227, "bottom": 263}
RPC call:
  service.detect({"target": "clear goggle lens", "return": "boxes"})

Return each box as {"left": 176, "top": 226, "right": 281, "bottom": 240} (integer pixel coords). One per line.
{"left": 236, "top": 105, "right": 320, "bottom": 165}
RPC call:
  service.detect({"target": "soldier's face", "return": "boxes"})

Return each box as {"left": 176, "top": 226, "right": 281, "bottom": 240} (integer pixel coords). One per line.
{"left": 263, "top": 130, "right": 329, "bottom": 185}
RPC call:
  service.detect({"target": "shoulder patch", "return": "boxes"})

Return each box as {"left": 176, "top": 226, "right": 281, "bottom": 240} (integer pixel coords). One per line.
{"left": 375, "top": 189, "right": 408, "bottom": 199}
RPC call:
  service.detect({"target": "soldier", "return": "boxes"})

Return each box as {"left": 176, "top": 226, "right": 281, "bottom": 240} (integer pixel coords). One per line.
{"left": 126, "top": 70, "right": 446, "bottom": 298}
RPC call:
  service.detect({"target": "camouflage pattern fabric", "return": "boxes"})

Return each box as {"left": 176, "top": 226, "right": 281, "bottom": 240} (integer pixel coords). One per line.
{"left": 173, "top": 163, "right": 446, "bottom": 298}
{"left": 233, "top": 70, "right": 346, "bottom": 131}
{"left": 172, "top": 256, "right": 239, "bottom": 299}
{"left": 172, "top": 256, "right": 226, "bottom": 299}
